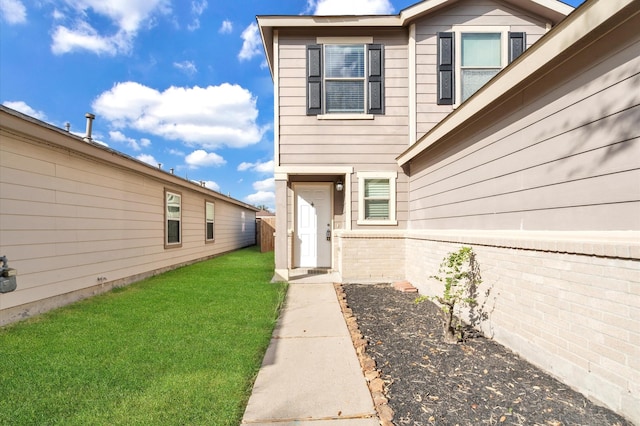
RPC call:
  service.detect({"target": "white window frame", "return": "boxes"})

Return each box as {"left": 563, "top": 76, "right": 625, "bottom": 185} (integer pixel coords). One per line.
{"left": 323, "top": 43, "right": 367, "bottom": 115}
{"left": 357, "top": 171, "right": 397, "bottom": 226}
{"left": 165, "top": 189, "right": 182, "bottom": 248}
{"left": 316, "top": 36, "right": 374, "bottom": 119}
{"left": 453, "top": 26, "right": 509, "bottom": 106}
{"left": 205, "top": 201, "right": 215, "bottom": 243}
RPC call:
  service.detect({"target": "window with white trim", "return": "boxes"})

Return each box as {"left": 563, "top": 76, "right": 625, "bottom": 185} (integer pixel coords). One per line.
{"left": 460, "top": 32, "right": 503, "bottom": 102}
{"left": 325, "top": 44, "right": 366, "bottom": 113}
{"left": 165, "top": 190, "right": 182, "bottom": 247}
{"left": 205, "top": 201, "right": 215, "bottom": 242}
{"left": 437, "top": 27, "right": 525, "bottom": 105}
{"left": 357, "top": 171, "right": 397, "bottom": 225}
{"left": 306, "top": 43, "right": 384, "bottom": 116}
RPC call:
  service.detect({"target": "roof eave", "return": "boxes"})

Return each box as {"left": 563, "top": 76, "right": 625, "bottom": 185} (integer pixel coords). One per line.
{"left": 399, "top": 0, "right": 573, "bottom": 26}
{"left": 397, "top": 0, "right": 637, "bottom": 167}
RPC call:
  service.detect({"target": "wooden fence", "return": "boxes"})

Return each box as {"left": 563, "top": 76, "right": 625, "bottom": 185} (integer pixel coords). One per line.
{"left": 256, "top": 217, "right": 275, "bottom": 252}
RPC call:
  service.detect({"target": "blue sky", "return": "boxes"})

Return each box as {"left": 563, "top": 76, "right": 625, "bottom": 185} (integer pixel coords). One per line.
{"left": 0, "top": 0, "right": 584, "bottom": 210}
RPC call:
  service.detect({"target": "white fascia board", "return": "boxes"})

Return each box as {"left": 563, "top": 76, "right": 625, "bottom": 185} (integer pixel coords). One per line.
{"left": 397, "top": 0, "right": 636, "bottom": 166}
{"left": 256, "top": 15, "right": 400, "bottom": 29}
{"left": 399, "top": 0, "right": 573, "bottom": 26}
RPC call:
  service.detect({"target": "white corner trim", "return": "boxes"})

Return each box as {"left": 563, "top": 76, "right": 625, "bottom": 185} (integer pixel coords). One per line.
{"left": 409, "top": 23, "right": 417, "bottom": 145}
{"left": 273, "top": 30, "right": 280, "bottom": 168}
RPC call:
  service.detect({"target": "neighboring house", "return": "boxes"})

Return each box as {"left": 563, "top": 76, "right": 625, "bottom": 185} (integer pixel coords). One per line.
{"left": 259, "top": 0, "right": 639, "bottom": 422}
{"left": 0, "top": 106, "right": 258, "bottom": 325}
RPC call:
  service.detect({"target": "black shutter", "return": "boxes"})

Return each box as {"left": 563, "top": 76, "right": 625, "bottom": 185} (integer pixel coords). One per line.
{"left": 307, "top": 44, "right": 322, "bottom": 115}
{"left": 437, "top": 32, "right": 454, "bottom": 105}
{"left": 367, "top": 44, "right": 384, "bottom": 115}
{"left": 509, "top": 32, "right": 526, "bottom": 63}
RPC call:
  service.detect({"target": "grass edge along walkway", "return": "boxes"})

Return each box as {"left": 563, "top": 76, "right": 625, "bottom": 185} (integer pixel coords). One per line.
{"left": 0, "top": 247, "right": 287, "bottom": 426}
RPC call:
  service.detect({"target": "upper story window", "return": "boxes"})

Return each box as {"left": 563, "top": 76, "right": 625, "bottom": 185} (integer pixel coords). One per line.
{"left": 165, "top": 190, "right": 182, "bottom": 247}
{"left": 307, "top": 42, "right": 384, "bottom": 117}
{"left": 437, "top": 28, "right": 525, "bottom": 105}
{"left": 460, "top": 32, "right": 502, "bottom": 102}
{"left": 325, "top": 45, "right": 366, "bottom": 113}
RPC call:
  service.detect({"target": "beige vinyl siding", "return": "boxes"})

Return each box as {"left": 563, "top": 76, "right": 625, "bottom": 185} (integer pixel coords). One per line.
{"left": 278, "top": 30, "right": 409, "bottom": 167}
{"left": 414, "top": 0, "right": 548, "bottom": 139}
{"left": 408, "top": 32, "right": 640, "bottom": 231}
{"left": 278, "top": 29, "right": 410, "bottom": 229}
{"left": 0, "top": 115, "right": 256, "bottom": 319}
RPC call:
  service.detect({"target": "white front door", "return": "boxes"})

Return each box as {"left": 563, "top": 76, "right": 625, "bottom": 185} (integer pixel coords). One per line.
{"left": 295, "top": 184, "right": 332, "bottom": 268}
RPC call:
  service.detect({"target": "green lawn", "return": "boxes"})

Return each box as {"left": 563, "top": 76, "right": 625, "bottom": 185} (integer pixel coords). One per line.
{"left": 0, "top": 247, "right": 286, "bottom": 426}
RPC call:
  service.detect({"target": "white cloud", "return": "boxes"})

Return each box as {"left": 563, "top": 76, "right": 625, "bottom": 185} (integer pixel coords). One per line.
{"left": 173, "top": 60, "right": 197, "bottom": 75}
{"left": 185, "top": 149, "right": 225, "bottom": 168}
{"left": 109, "top": 130, "right": 150, "bottom": 151}
{"left": 51, "top": 22, "right": 128, "bottom": 55}
{"left": 311, "top": 0, "right": 394, "bottom": 15}
{"left": 3, "top": 101, "right": 46, "bottom": 120}
{"left": 237, "top": 160, "right": 273, "bottom": 173}
{"left": 219, "top": 19, "right": 232, "bottom": 34}
{"left": 187, "top": 0, "right": 207, "bottom": 31}
{"left": 62, "top": 0, "right": 171, "bottom": 33}
{"left": 136, "top": 153, "right": 158, "bottom": 166}
{"left": 203, "top": 180, "right": 220, "bottom": 191}
{"left": 50, "top": 0, "right": 171, "bottom": 55}
{"left": 238, "top": 22, "right": 261, "bottom": 61}
{"left": 246, "top": 191, "right": 275, "bottom": 207}
{"left": 0, "top": 0, "right": 26, "bottom": 24}
{"left": 92, "top": 81, "right": 266, "bottom": 149}
{"left": 253, "top": 177, "right": 275, "bottom": 191}
{"left": 52, "top": 9, "right": 64, "bottom": 20}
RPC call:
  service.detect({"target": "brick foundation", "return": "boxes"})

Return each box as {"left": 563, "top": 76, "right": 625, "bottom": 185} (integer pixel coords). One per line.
{"left": 336, "top": 229, "right": 640, "bottom": 423}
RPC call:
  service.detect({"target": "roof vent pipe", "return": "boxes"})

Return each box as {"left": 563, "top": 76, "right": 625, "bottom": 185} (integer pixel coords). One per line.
{"left": 65, "top": 122, "right": 71, "bottom": 132}
{"left": 84, "top": 113, "right": 95, "bottom": 142}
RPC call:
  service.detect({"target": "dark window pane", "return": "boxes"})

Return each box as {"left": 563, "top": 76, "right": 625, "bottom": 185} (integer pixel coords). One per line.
{"left": 168, "top": 220, "right": 180, "bottom": 243}
{"left": 206, "top": 223, "right": 214, "bottom": 240}
{"left": 326, "top": 81, "right": 365, "bottom": 113}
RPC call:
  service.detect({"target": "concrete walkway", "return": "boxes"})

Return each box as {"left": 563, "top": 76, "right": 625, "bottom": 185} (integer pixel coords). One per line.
{"left": 241, "top": 272, "right": 379, "bottom": 425}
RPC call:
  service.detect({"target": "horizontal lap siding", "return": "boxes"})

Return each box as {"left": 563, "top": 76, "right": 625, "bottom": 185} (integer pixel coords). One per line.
{"left": 408, "top": 35, "right": 640, "bottom": 231}
{"left": 278, "top": 32, "right": 409, "bottom": 167}
{"left": 0, "top": 133, "right": 256, "bottom": 313}
{"left": 414, "top": 0, "right": 548, "bottom": 140}
{"left": 278, "top": 30, "right": 410, "bottom": 229}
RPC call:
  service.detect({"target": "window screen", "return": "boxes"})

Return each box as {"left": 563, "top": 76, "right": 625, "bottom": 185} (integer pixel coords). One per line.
{"left": 461, "top": 33, "right": 501, "bottom": 102}
{"left": 324, "top": 45, "right": 366, "bottom": 113}
{"left": 364, "top": 178, "right": 390, "bottom": 220}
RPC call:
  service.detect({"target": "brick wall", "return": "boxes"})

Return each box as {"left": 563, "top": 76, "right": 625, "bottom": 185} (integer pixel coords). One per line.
{"left": 338, "top": 229, "right": 640, "bottom": 423}
{"left": 336, "top": 231, "right": 406, "bottom": 283}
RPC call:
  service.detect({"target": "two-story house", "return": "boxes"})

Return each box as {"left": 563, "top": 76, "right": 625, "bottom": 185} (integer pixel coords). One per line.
{"left": 259, "top": 0, "right": 640, "bottom": 422}
{"left": 259, "top": 0, "right": 571, "bottom": 279}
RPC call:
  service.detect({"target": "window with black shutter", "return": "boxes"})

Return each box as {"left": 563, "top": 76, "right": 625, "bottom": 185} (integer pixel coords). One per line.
{"left": 437, "top": 30, "right": 527, "bottom": 105}
{"left": 306, "top": 43, "right": 384, "bottom": 116}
